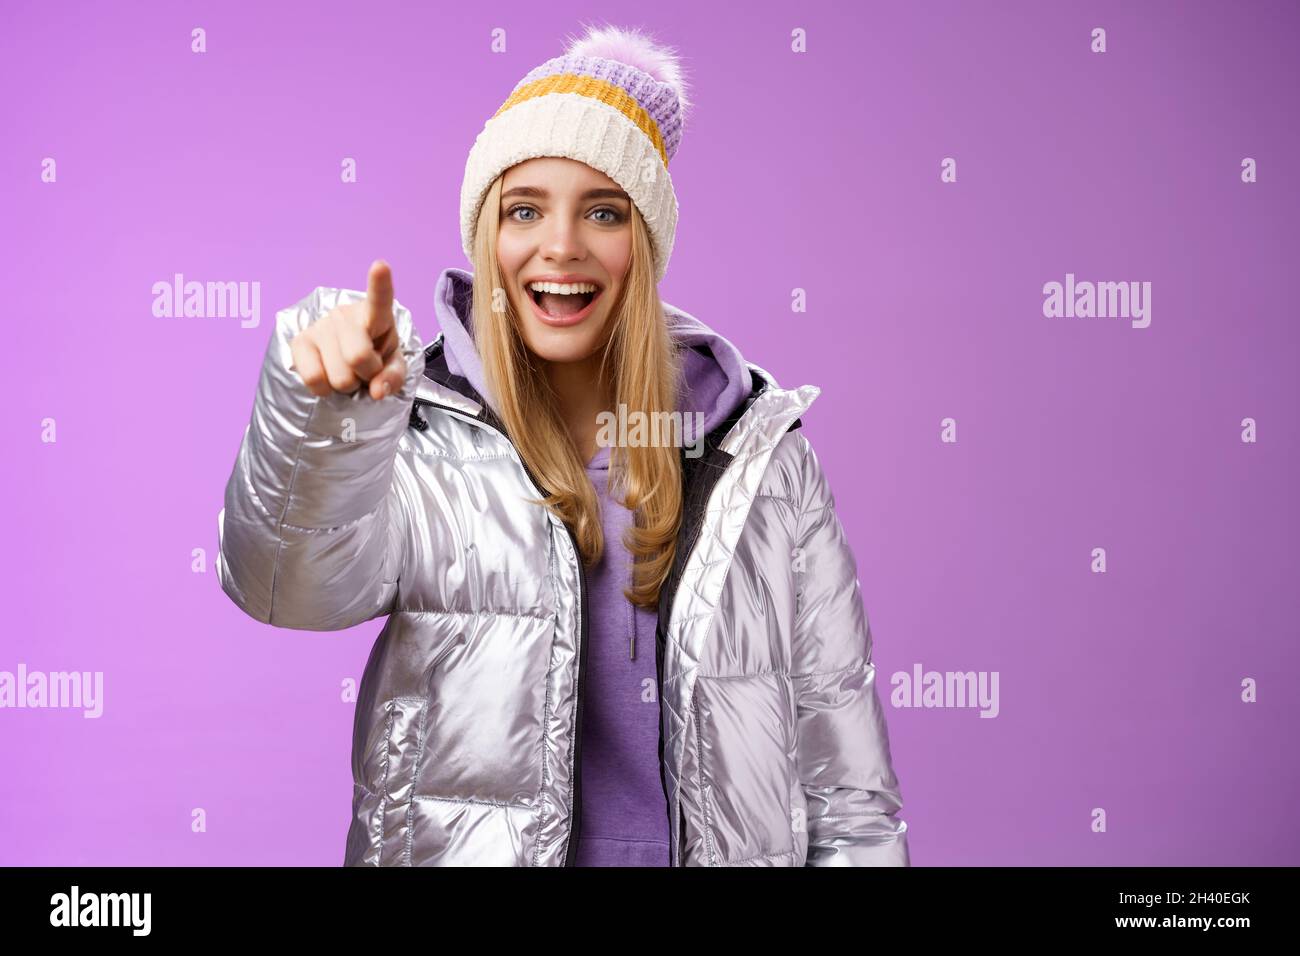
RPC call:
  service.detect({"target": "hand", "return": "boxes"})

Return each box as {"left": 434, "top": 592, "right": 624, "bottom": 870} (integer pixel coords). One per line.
{"left": 289, "top": 259, "right": 407, "bottom": 401}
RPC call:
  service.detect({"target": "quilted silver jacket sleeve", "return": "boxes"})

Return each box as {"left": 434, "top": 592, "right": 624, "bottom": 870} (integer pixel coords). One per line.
{"left": 216, "top": 286, "right": 425, "bottom": 631}
{"left": 791, "top": 434, "right": 911, "bottom": 866}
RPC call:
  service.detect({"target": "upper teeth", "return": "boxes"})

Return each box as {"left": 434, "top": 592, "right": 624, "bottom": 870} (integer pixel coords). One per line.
{"left": 528, "top": 281, "right": 598, "bottom": 295}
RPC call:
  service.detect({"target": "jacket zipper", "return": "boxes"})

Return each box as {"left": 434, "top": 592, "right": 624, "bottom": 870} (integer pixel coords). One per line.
{"left": 655, "top": 616, "right": 675, "bottom": 865}
{"left": 560, "top": 521, "right": 590, "bottom": 867}
{"left": 412, "top": 396, "right": 593, "bottom": 867}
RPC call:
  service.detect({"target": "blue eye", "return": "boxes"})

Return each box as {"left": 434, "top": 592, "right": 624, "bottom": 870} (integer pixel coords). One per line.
{"left": 504, "top": 204, "right": 625, "bottom": 224}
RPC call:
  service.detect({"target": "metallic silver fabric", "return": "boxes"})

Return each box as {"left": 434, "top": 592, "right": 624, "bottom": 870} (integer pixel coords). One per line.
{"left": 217, "top": 285, "right": 911, "bottom": 866}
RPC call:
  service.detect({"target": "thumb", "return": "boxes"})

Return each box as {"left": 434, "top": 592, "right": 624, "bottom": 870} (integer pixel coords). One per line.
{"left": 368, "top": 344, "right": 407, "bottom": 401}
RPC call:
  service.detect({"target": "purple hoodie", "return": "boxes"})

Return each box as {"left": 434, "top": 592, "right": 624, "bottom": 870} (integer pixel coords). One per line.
{"left": 432, "top": 266, "right": 752, "bottom": 866}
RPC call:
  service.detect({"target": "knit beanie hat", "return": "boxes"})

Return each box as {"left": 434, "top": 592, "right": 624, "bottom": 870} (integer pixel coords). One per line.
{"left": 459, "top": 23, "right": 691, "bottom": 284}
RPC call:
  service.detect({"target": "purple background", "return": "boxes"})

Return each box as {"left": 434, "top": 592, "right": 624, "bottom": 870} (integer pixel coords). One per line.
{"left": 2, "top": 0, "right": 1297, "bottom": 865}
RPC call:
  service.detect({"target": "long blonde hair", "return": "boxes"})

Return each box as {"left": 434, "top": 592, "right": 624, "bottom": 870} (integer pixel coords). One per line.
{"left": 468, "top": 172, "right": 685, "bottom": 609}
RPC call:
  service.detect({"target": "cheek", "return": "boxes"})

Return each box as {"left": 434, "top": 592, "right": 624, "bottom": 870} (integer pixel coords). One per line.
{"left": 602, "top": 235, "right": 632, "bottom": 280}
{"left": 496, "top": 234, "right": 527, "bottom": 281}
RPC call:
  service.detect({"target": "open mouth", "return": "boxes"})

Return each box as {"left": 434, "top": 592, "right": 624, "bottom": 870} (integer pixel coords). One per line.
{"left": 527, "top": 282, "right": 602, "bottom": 319}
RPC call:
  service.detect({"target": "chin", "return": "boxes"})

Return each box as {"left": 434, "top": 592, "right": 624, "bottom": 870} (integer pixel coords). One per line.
{"left": 519, "top": 324, "right": 607, "bottom": 364}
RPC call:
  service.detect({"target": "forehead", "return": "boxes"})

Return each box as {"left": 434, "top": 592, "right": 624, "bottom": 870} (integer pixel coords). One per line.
{"left": 502, "top": 156, "right": 621, "bottom": 191}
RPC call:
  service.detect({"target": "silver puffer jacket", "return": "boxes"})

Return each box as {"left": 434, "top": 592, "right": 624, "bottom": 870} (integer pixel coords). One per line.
{"left": 216, "top": 284, "right": 911, "bottom": 867}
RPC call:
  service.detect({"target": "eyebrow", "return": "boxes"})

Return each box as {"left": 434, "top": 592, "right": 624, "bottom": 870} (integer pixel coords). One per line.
{"left": 501, "top": 186, "right": 630, "bottom": 202}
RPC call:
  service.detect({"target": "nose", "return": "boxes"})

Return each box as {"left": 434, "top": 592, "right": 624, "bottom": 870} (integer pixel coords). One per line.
{"left": 539, "top": 213, "right": 587, "bottom": 263}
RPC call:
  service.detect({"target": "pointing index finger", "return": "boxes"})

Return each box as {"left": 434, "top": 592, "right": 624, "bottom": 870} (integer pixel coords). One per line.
{"left": 366, "top": 259, "right": 395, "bottom": 338}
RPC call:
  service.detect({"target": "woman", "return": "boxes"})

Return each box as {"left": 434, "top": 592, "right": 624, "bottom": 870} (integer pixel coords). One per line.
{"left": 216, "top": 23, "right": 910, "bottom": 867}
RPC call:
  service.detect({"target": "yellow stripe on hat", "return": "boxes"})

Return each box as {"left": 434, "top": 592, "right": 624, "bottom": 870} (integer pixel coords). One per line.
{"left": 494, "top": 74, "right": 670, "bottom": 169}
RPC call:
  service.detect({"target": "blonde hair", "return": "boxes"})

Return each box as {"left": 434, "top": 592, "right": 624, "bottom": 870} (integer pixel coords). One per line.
{"left": 468, "top": 172, "right": 685, "bottom": 609}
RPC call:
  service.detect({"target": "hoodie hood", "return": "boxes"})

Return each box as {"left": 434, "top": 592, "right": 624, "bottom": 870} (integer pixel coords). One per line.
{"left": 433, "top": 266, "right": 753, "bottom": 468}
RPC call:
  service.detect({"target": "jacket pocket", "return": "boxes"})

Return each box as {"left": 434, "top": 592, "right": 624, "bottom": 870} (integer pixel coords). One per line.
{"left": 692, "top": 673, "right": 796, "bottom": 865}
